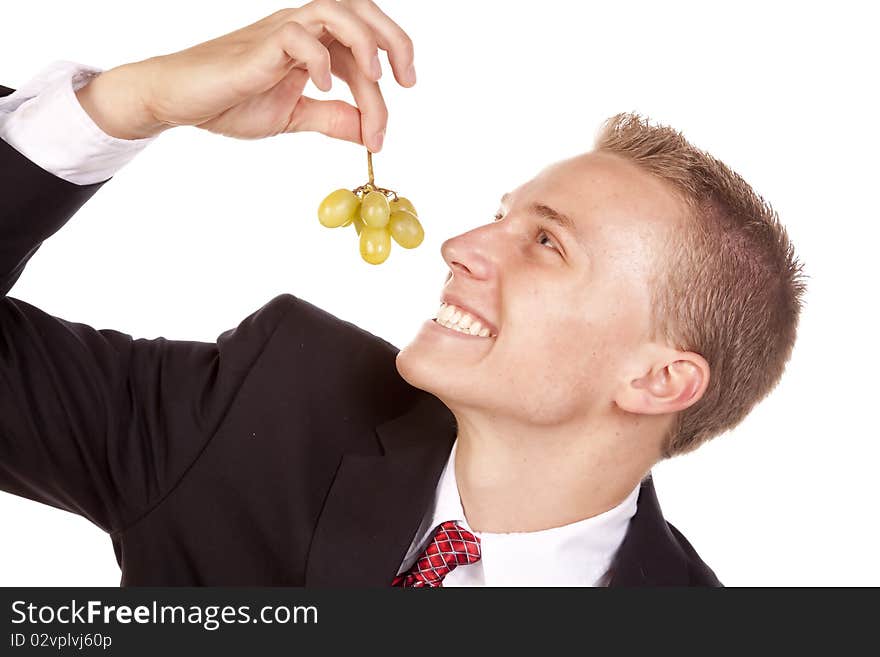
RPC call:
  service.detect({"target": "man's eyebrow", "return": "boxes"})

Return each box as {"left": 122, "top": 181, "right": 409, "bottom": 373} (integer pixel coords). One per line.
{"left": 530, "top": 202, "right": 578, "bottom": 237}
{"left": 500, "top": 194, "right": 582, "bottom": 244}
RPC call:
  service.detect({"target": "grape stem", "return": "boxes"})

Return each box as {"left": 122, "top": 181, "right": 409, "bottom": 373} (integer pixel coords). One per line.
{"left": 352, "top": 149, "right": 398, "bottom": 201}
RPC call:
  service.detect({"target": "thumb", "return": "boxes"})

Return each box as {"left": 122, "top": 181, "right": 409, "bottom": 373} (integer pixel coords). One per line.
{"left": 286, "top": 96, "right": 363, "bottom": 145}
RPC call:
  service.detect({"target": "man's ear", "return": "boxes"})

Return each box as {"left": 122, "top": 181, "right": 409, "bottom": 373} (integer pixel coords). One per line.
{"left": 615, "top": 347, "right": 710, "bottom": 416}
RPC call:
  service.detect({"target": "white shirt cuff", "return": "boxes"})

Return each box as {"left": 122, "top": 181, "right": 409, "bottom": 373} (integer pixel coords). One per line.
{"left": 0, "top": 60, "right": 157, "bottom": 186}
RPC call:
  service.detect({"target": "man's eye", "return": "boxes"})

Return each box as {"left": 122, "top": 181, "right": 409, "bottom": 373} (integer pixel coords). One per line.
{"left": 492, "top": 213, "right": 561, "bottom": 255}
{"left": 536, "top": 227, "right": 560, "bottom": 253}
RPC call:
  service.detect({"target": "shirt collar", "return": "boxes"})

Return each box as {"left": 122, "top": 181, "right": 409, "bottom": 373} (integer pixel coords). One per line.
{"left": 399, "top": 439, "right": 640, "bottom": 586}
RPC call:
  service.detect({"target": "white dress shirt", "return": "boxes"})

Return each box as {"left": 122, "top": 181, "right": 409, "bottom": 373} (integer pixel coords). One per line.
{"left": 0, "top": 61, "right": 155, "bottom": 185}
{"left": 1, "top": 63, "right": 641, "bottom": 586}
{"left": 397, "top": 439, "right": 640, "bottom": 587}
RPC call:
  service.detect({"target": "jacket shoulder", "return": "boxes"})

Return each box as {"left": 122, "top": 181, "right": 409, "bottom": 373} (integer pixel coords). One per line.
{"left": 666, "top": 521, "right": 724, "bottom": 587}
{"left": 271, "top": 292, "right": 400, "bottom": 354}
{"left": 247, "top": 292, "right": 417, "bottom": 424}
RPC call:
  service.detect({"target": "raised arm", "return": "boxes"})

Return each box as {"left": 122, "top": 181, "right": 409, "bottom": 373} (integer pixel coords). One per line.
{"left": 0, "top": 128, "right": 297, "bottom": 531}
{"left": 0, "top": 0, "right": 416, "bottom": 533}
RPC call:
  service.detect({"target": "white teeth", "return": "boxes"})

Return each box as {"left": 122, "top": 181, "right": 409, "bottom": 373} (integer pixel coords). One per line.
{"left": 433, "top": 302, "right": 497, "bottom": 338}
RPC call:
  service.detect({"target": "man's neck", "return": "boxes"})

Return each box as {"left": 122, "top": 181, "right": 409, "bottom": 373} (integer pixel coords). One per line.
{"left": 451, "top": 410, "right": 660, "bottom": 534}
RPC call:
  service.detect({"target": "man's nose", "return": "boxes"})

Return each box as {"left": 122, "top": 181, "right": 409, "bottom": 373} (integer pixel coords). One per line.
{"left": 440, "top": 230, "right": 495, "bottom": 282}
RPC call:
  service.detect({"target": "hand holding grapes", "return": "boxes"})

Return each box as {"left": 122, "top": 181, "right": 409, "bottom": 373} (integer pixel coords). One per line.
{"left": 75, "top": 0, "right": 416, "bottom": 148}
{"left": 71, "top": 1, "right": 421, "bottom": 265}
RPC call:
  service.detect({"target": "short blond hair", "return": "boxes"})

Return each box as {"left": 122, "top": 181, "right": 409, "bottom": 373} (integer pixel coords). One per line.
{"left": 594, "top": 113, "right": 806, "bottom": 458}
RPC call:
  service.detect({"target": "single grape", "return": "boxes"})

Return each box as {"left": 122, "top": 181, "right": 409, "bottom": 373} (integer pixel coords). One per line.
{"left": 318, "top": 189, "right": 360, "bottom": 228}
{"left": 390, "top": 196, "right": 417, "bottom": 218}
{"left": 352, "top": 215, "right": 365, "bottom": 235}
{"left": 360, "top": 191, "right": 391, "bottom": 229}
{"left": 359, "top": 226, "right": 392, "bottom": 264}
{"left": 388, "top": 210, "right": 424, "bottom": 249}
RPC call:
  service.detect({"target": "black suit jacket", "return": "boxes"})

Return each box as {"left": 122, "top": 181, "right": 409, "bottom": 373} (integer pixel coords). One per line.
{"left": 0, "top": 83, "right": 721, "bottom": 586}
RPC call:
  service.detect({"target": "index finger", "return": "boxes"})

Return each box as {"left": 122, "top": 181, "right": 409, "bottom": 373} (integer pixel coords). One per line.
{"left": 344, "top": 0, "right": 416, "bottom": 86}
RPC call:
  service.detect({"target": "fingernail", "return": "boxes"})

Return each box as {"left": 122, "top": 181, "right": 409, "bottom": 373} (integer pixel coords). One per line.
{"left": 405, "top": 64, "right": 417, "bottom": 85}
{"left": 371, "top": 54, "right": 382, "bottom": 81}
{"left": 372, "top": 130, "right": 385, "bottom": 152}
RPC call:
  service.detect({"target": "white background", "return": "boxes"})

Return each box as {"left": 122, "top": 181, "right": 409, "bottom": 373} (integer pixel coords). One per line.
{"left": 1, "top": 0, "right": 877, "bottom": 586}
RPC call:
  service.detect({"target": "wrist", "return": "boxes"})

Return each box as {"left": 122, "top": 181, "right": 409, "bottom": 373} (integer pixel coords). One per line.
{"left": 74, "top": 61, "right": 170, "bottom": 140}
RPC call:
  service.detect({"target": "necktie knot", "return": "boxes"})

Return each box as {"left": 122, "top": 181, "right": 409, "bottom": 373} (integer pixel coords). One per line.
{"left": 392, "top": 520, "right": 481, "bottom": 587}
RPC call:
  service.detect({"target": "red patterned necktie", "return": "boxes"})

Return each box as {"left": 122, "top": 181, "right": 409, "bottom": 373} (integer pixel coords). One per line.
{"left": 391, "top": 520, "right": 481, "bottom": 587}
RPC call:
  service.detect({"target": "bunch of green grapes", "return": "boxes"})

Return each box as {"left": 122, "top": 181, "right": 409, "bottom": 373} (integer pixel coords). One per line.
{"left": 317, "top": 151, "right": 424, "bottom": 265}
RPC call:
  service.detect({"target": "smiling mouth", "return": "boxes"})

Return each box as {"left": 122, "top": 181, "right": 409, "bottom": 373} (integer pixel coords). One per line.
{"left": 432, "top": 318, "right": 496, "bottom": 339}
{"left": 432, "top": 303, "right": 497, "bottom": 338}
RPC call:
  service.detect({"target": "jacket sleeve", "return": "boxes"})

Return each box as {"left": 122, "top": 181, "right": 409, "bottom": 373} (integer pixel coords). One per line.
{"left": 0, "top": 129, "right": 294, "bottom": 534}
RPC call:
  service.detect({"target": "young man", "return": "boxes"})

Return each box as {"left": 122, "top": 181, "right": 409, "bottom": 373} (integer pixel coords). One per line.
{"left": 0, "top": 2, "right": 804, "bottom": 586}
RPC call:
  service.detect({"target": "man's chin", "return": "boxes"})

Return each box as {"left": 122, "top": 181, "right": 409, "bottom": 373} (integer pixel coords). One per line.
{"left": 394, "top": 348, "right": 432, "bottom": 392}
{"left": 396, "top": 347, "right": 465, "bottom": 403}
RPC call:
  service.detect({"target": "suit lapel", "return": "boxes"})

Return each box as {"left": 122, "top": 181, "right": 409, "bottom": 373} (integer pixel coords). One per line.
{"left": 606, "top": 474, "right": 690, "bottom": 586}
{"left": 304, "top": 391, "right": 456, "bottom": 587}
{"left": 303, "top": 388, "right": 689, "bottom": 587}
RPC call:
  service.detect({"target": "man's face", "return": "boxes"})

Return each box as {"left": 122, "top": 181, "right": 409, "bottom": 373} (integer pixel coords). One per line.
{"left": 396, "top": 151, "right": 686, "bottom": 426}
